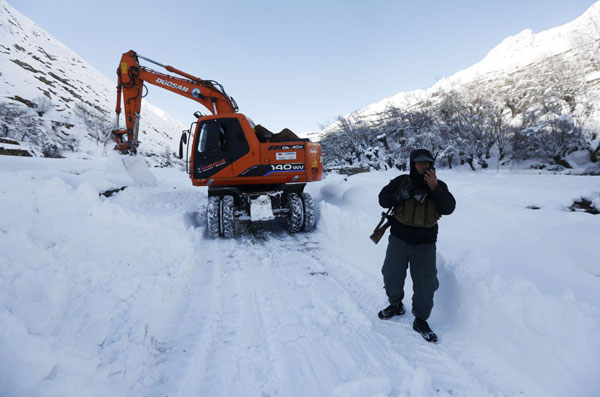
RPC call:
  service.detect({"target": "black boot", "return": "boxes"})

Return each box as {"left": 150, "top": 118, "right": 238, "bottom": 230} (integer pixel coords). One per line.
{"left": 378, "top": 303, "right": 405, "bottom": 320}
{"left": 413, "top": 318, "right": 438, "bottom": 342}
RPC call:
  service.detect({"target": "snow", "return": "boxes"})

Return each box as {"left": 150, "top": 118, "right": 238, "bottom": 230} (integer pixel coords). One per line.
{"left": 121, "top": 155, "right": 158, "bottom": 187}
{"left": 1, "top": 156, "right": 600, "bottom": 396}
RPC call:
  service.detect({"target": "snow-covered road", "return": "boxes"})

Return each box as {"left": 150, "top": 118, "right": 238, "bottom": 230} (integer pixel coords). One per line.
{"left": 1, "top": 155, "right": 599, "bottom": 396}
{"left": 130, "top": 216, "right": 500, "bottom": 397}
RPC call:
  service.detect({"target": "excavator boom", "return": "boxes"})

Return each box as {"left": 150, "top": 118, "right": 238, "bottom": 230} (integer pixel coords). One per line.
{"left": 112, "top": 50, "right": 237, "bottom": 152}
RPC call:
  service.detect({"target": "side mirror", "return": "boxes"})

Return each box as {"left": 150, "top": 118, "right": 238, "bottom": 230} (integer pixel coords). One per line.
{"left": 193, "top": 111, "right": 203, "bottom": 119}
{"left": 179, "top": 130, "right": 188, "bottom": 159}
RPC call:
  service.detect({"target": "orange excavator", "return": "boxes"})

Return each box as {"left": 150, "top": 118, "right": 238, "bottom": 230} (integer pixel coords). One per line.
{"left": 112, "top": 50, "right": 323, "bottom": 238}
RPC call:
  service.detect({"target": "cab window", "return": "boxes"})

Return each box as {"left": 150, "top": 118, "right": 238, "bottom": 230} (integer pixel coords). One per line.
{"left": 197, "top": 120, "right": 228, "bottom": 153}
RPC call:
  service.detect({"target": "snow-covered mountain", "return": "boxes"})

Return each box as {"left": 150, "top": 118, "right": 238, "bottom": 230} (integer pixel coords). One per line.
{"left": 321, "top": 2, "right": 600, "bottom": 137}
{"left": 0, "top": 0, "right": 184, "bottom": 158}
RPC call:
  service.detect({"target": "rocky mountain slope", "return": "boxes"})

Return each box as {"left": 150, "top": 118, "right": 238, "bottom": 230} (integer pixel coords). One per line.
{"left": 0, "top": 0, "right": 184, "bottom": 159}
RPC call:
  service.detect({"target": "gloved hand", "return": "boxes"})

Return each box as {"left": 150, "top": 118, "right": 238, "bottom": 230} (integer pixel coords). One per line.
{"left": 393, "top": 185, "right": 414, "bottom": 205}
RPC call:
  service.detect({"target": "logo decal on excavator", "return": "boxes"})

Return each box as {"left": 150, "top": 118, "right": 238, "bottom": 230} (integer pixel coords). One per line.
{"left": 200, "top": 158, "right": 226, "bottom": 172}
{"left": 268, "top": 145, "right": 304, "bottom": 150}
{"left": 191, "top": 88, "right": 201, "bottom": 98}
{"left": 156, "top": 78, "right": 189, "bottom": 93}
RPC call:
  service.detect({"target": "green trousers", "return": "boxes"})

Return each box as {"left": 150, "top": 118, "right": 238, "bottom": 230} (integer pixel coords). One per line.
{"left": 381, "top": 234, "right": 438, "bottom": 320}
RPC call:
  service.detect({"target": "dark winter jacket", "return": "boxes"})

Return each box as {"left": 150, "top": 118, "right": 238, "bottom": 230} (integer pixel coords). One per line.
{"left": 379, "top": 150, "right": 455, "bottom": 243}
{"left": 379, "top": 176, "right": 455, "bottom": 243}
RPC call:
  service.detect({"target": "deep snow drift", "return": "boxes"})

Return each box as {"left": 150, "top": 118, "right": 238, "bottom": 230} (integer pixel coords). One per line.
{"left": 1, "top": 155, "right": 599, "bottom": 396}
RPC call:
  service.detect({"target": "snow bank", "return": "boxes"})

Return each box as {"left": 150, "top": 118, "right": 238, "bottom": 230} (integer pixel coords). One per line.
{"left": 0, "top": 158, "right": 199, "bottom": 395}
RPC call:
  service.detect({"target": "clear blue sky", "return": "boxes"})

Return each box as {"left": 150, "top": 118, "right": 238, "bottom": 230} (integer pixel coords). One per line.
{"left": 9, "top": 0, "right": 598, "bottom": 135}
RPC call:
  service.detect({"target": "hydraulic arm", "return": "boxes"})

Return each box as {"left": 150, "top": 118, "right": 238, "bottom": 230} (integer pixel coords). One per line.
{"left": 112, "top": 50, "right": 238, "bottom": 153}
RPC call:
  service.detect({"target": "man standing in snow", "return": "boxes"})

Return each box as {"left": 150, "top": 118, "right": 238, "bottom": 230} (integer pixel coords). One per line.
{"left": 377, "top": 149, "right": 455, "bottom": 343}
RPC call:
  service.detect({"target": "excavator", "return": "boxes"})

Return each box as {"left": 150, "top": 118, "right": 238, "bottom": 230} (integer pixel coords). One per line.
{"left": 111, "top": 50, "right": 323, "bottom": 238}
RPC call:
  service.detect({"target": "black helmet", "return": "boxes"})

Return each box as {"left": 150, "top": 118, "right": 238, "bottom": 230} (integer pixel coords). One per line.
{"left": 410, "top": 149, "right": 434, "bottom": 164}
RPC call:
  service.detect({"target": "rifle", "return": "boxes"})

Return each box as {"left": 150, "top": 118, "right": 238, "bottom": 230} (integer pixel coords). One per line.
{"left": 369, "top": 207, "right": 394, "bottom": 244}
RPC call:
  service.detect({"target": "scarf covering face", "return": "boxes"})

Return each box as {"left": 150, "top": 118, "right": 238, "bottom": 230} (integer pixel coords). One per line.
{"left": 409, "top": 149, "right": 435, "bottom": 189}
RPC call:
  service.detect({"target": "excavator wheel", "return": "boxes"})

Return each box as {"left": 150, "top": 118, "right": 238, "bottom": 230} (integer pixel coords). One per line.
{"left": 285, "top": 193, "right": 304, "bottom": 233}
{"left": 220, "top": 195, "right": 235, "bottom": 239}
{"left": 301, "top": 192, "right": 315, "bottom": 232}
{"left": 206, "top": 196, "right": 220, "bottom": 238}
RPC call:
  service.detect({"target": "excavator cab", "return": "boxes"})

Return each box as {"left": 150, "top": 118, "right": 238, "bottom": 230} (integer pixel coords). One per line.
{"left": 191, "top": 116, "right": 249, "bottom": 180}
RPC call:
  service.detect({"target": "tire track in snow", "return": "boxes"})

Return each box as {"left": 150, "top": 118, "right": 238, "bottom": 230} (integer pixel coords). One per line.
{"left": 134, "top": 232, "right": 232, "bottom": 396}
{"left": 175, "top": 240, "right": 249, "bottom": 396}
{"left": 219, "top": 237, "right": 282, "bottom": 396}
{"left": 236, "top": 228, "right": 416, "bottom": 395}
{"left": 175, "top": 234, "right": 280, "bottom": 396}
{"left": 126, "top": 209, "right": 280, "bottom": 395}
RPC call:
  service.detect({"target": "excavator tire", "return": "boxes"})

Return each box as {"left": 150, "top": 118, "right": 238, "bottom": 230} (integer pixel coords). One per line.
{"left": 220, "top": 195, "right": 235, "bottom": 239}
{"left": 207, "top": 196, "right": 220, "bottom": 238}
{"left": 301, "top": 192, "right": 315, "bottom": 232}
{"left": 286, "top": 193, "right": 304, "bottom": 233}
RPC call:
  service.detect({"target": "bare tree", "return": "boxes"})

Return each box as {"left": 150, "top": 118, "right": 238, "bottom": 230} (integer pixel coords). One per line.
{"left": 514, "top": 113, "right": 586, "bottom": 167}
